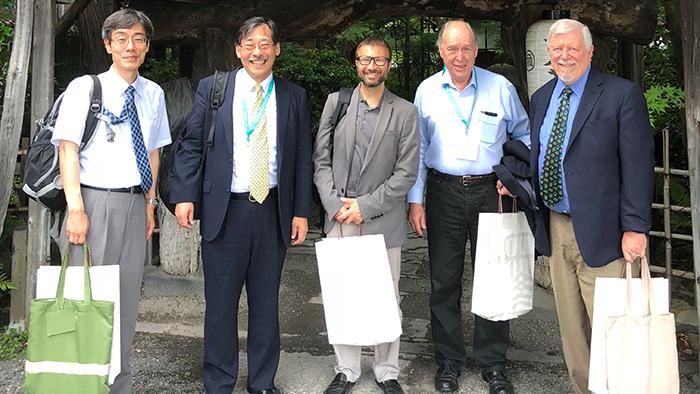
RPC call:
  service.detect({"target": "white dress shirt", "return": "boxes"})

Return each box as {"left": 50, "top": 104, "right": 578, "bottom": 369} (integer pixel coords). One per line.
{"left": 230, "top": 68, "right": 278, "bottom": 193}
{"left": 51, "top": 66, "right": 171, "bottom": 188}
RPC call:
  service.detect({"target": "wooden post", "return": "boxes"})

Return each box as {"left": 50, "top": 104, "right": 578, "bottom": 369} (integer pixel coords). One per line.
{"left": 0, "top": 0, "right": 33, "bottom": 237}
{"left": 617, "top": 41, "right": 645, "bottom": 88}
{"left": 25, "top": 0, "right": 57, "bottom": 322}
{"left": 9, "top": 227, "right": 27, "bottom": 330}
{"left": 678, "top": 0, "right": 700, "bottom": 375}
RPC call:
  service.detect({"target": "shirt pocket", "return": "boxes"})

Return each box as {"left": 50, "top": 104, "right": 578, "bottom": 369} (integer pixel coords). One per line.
{"left": 478, "top": 113, "right": 502, "bottom": 144}
{"left": 137, "top": 107, "right": 160, "bottom": 148}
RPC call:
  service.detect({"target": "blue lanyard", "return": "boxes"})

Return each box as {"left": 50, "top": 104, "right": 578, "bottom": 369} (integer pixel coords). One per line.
{"left": 242, "top": 79, "right": 275, "bottom": 141}
{"left": 442, "top": 69, "right": 478, "bottom": 132}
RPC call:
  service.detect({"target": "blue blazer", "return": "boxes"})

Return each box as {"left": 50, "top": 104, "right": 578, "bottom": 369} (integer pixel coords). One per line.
{"left": 530, "top": 68, "right": 654, "bottom": 267}
{"left": 170, "top": 71, "right": 313, "bottom": 245}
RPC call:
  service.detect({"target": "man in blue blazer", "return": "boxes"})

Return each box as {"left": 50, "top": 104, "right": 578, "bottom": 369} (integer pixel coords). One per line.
{"left": 528, "top": 19, "right": 654, "bottom": 394}
{"left": 170, "top": 17, "right": 312, "bottom": 394}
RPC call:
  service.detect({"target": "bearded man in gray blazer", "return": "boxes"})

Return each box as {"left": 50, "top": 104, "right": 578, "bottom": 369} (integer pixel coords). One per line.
{"left": 313, "top": 37, "right": 420, "bottom": 394}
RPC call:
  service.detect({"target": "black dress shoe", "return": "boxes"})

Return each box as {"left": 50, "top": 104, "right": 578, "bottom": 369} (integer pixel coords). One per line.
{"left": 324, "top": 372, "right": 355, "bottom": 394}
{"left": 482, "top": 370, "right": 514, "bottom": 394}
{"left": 375, "top": 379, "right": 405, "bottom": 394}
{"left": 247, "top": 386, "right": 281, "bottom": 394}
{"left": 434, "top": 362, "right": 460, "bottom": 392}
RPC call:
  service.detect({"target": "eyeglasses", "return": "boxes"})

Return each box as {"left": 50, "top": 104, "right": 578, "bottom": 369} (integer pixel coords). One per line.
{"left": 111, "top": 35, "right": 148, "bottom": 47}
{"left": 356, "top": 56, "right": 390, "bottom": 66}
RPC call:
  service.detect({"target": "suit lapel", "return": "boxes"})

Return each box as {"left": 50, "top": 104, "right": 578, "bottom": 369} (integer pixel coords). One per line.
{"left": 222, "top": 70, "right": 237, "bottom": 157}
{"left": 275, "top": 77, "right": 290, "bottom": 168}
{"left": 344, "top": 89, "right": 361, "bottom": 166}
{"left": 360, "top": 91, "right": 394, "bottom": 175}
{"left": 567, "top": 68, "right": 604, "bottom": 149}
{"left": 531, "top": 78, "right": 556, "bottom": 174}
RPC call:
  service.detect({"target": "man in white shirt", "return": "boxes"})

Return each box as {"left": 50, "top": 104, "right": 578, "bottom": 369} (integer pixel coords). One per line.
{"left": 52, "top": 9, "right": 171, "bottom": 394}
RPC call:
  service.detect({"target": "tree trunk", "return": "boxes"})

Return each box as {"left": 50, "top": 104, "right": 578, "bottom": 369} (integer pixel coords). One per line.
{"left": 0, "top": 0, "right": 33, "bottom": 237}
{"left": 158, "top": 78, "right": 201, "bottom": 276}
{"left": 192, "top": 27, "right": 235, "bottom": 85}
{"left": 77, "top": 0, "right": 115, "bottom": 75}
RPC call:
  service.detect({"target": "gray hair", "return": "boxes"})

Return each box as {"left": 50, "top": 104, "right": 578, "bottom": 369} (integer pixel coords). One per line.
{"left": 236, "top": 17, "right": 279, "bottom": 45}
{"left": 435, "top": 20, "right": 478, "bottom": 47}
{"left": 102, "top": 9, "right": 154, "bottom": 41}
{"left": 548, "top": 19, "right": 593, "bottom": 51}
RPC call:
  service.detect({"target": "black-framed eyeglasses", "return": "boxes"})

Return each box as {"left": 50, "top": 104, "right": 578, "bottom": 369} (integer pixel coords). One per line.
{"left": 356, "top": 56, "right": 390, "bottom": 66}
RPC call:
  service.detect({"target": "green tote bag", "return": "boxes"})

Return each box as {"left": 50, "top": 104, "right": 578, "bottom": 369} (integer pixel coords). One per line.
{"left": 23, "top": 244, "right": 114, "bottom": 394}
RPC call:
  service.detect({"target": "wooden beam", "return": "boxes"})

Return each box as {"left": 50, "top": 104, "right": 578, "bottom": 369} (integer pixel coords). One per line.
{"left": 0, "top": 0, "right": 33, "bottom": 237}
{"left": 678, "top": 0, "right": 700, "bottom": 376}
{"left": 617, "top": 41, "right": 645, "bottom": 89}
{"left": 55, "top": 0, "right": 92, "bottom": 37}
{"left": 9, "top": 227, "right": 27, "bottom": 329}
{"left": 25, "top": 0, "right": 56, "bottom": 325}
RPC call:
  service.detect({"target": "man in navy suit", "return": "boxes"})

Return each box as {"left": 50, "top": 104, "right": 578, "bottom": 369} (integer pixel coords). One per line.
{"left": 170, "top": 17, "right": 312, "bottom": 394}
{"left": 525, "top": 19, "right": 654, "bottom": 393}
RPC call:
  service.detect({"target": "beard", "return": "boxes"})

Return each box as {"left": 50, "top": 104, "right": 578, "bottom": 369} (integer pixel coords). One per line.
{"left": 359, "top": 70, "right": 387, "bottom": 88}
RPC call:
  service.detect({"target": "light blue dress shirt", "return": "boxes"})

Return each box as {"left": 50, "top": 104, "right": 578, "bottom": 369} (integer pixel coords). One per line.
{"left": 407, "top": 66, "right": 531, "bottom": 204}
{"left": 537, "top": 66, "right": 591, "bottom": 214}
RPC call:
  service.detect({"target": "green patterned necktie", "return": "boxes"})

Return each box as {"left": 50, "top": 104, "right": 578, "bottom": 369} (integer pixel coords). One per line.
{"left": 541, "top": 87, "right": 573, "bottom": 206}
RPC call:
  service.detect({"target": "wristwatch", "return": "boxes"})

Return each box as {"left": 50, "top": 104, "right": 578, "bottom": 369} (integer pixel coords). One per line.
{"left": 146, "top": 198, "right": 159, "bottom": 207}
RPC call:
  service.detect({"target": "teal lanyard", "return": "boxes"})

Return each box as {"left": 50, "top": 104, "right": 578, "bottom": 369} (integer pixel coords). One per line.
{"left": 442, "top": 69, "right": 478, "bottom": 132}
{"left": 242, "top": 79, "right": 275, "bottom": 141}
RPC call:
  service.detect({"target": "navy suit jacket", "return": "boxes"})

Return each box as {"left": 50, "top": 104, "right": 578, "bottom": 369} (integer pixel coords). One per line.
{"left": 170, "top": 70, "right": 313, "bottom": 245}
{"left": 530, "top": 68, "right": 654, "bottom": 267}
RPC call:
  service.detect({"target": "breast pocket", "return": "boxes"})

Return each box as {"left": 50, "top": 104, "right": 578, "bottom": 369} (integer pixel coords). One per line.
{"left": 137, "top": 107, "right": 160, "bottom": 148}
{"left": 478, "top": 114, "right": 503, "bottom": 144}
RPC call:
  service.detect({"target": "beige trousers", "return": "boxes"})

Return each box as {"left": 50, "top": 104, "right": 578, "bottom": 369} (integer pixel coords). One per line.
{"left": 326, "top": 222, "right": 402, "bottom": 383}
{"left": 548, "top": 212, "right": 634, "bottom": 394}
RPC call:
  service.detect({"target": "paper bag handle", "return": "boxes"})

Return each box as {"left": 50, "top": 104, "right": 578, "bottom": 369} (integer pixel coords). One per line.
{"left": 56, "top": 243, "right": 94, "bottom": 308}
{"left": 337, "top": 223, "right": 363, "bottom": 239}
{"left": 622, "top": 257, "right": 657, "bottom": 317}
{"left": 497, "top": 195, "right": 517, "bottom": 214}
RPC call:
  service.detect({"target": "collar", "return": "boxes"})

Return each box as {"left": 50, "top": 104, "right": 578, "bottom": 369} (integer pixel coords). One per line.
{"left": 237, "top": 68, "right": 274, "bottom": 94}
{"left": 554, "top": 65, "right": 591, "bottom": 99}
{"left": 359, "top": 88, "right": 385, "bottom": 110}
{"left": 440, "top": 65, "right": 479, "bottom": 92}
{"left": 104, "top": 66, "right": 144, "bottom": 100}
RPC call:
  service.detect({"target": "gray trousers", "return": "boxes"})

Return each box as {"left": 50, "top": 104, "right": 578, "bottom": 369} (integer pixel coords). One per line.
{"left": 59, "top": 187, "right": 147, "bottom": 394}
{"left": 326, "top": 223, "right": 402, "bottom": 383}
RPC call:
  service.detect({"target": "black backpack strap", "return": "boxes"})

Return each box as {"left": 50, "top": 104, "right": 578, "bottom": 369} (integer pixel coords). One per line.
{"left": 80, "top": 75, "right": 102, "bottom": 150}
{"left": 204, "top": 70, "right": 231, "bottom": 147}
{"left": 328, "top": 87, "right": 353, "bottom": 160}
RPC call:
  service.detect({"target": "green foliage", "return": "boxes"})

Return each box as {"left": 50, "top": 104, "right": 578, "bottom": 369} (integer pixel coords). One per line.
{"left": 1, "top": 214, "right": 22, "bottom": 247}
{"left": 0, "top": 270, "right": 14, "bottom": 292}
{"left": 644, "top": 2, "right": 679, "bottom": 88}
{"left": 0, "top": 328, "right": 27, "bottom": 361}
{"left": 274, "top": 43, "right": 356, "bottom": 123}
{"left": 141, "top": 47, "right": 179, "bottom": 84}
{"left": 668, "top": 178, "right": 692, "bottom": 234}
{"left": 644, "top": 85, "right": 685, "bottom": 129}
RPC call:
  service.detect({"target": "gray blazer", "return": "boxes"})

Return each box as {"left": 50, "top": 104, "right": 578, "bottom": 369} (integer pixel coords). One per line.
{"left": 313, "top": 86, "right": 420, "bottom": 248}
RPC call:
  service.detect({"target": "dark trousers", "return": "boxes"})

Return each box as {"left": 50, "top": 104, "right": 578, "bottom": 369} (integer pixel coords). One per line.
{"left": 426, "top": 173, "right": 510, "bottom": 373}
{"left": 201, "top": 193, "right": 286, "bottom": 394}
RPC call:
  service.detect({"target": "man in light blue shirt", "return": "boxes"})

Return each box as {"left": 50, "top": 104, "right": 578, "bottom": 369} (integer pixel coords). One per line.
{"left": 407, "top": 20, "right": 529, "bottom": 394}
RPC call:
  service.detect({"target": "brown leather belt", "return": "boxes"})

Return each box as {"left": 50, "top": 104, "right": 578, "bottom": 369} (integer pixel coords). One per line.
{"left": 428, "top": 168, "right": 496, "bottom": 186}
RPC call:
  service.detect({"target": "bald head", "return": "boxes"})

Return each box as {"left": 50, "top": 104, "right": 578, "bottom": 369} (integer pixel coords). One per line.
{"left": 436, "top": 20, "right": 477, "bottom": 48}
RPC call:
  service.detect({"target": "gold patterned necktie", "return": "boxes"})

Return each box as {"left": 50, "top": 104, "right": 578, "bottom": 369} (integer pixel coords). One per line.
{"left": 249, "top": 83, "right": 269, "bottom": 203}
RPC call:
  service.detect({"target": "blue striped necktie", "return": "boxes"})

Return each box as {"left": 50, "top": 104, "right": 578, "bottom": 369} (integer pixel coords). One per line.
{"left": 101, "top": 85, "right": 152, "bottom": 193}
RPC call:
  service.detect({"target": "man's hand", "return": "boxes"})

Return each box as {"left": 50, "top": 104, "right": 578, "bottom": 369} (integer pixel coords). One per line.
{"left": 336, "top": 197, "right": 363, "bottom": 224}
{"left": 66, "top": 208, "right": 90, "bottom": 244}
{"left": 408, "top": 203, "right": 427, "bottom": 236}
{"left": 291, "top": 217, "right": 308, "bottom": 245}
{"left": 621, "top": 231, "right": 647, "bottom": 262}
{"left": 175, "top": 202, "right": 195, "bottom": 229}
{"left": 496, "top": 180, "right": 515, "bottom": 197}
{"left": 146, "top": 205, "right": 156, "bottom": 240}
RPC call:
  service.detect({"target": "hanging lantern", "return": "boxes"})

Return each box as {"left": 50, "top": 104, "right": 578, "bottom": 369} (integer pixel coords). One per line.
{"left": 525, "top": 12, "right": 558, "bottom": 97}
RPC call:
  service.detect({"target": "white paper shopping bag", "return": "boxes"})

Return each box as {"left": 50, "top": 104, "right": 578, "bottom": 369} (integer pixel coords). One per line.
{"left": 471, "top": 210, "right": 534, "bottom": 321}
{"left": 589, "top": 258, "right": 678, "bottom": 394}
{"left": 36, "top": 264, "right": 121, "bottom": 384}
{"left": 315, "top": 234, "right": 402, "bottom": 346}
